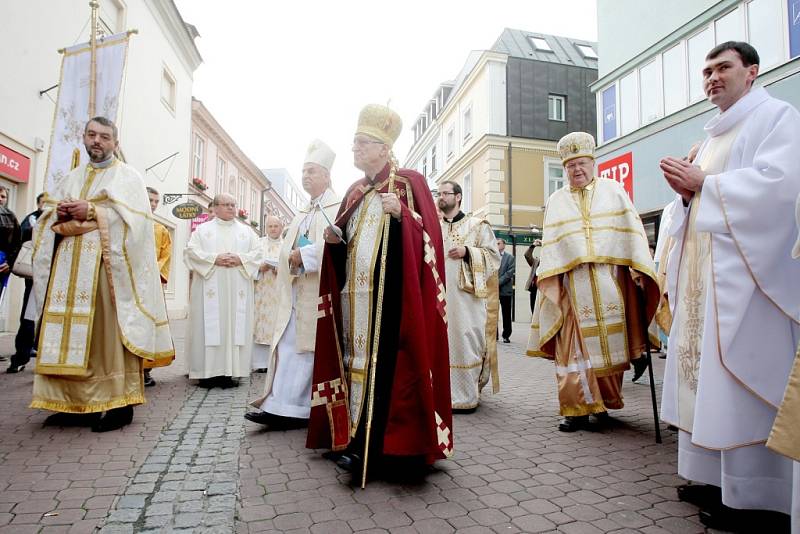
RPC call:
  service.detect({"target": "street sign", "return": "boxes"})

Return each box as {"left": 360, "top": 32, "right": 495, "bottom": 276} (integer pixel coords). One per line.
{"left": 172, "top": 201, "right": 203, "bottom": 220}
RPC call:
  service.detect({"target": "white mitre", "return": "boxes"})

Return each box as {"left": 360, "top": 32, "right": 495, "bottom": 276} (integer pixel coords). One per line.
{"left": 304, "top": 139, "right": 336, "bottom": 172}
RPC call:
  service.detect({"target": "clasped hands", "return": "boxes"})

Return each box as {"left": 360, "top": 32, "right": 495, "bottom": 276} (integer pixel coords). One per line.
{"left": 659, "top": 157, "right": 707, "bottom": 204}
{"left": 56, "top": 198, "right": 91, "bottom": 221}
{"left": 214, "top": 253, "right": 242, "bottom": 268}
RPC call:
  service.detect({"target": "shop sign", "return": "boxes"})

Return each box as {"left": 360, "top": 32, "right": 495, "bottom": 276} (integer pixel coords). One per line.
{"left": 172, "top": 201, "right": 203, "bottom": 220}
{"left": 598, "top": 152, "right": 633, "bottom": 200}
{"left": 0, "top": 144, "right": 31, "bottom": 183}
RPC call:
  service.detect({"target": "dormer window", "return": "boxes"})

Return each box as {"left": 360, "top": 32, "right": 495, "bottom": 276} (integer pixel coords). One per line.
{"left": 576, "top": 44, "right": 598, "bottom": 59}
{"left": 529, "top": 36, "right": 552, "bottom": 52}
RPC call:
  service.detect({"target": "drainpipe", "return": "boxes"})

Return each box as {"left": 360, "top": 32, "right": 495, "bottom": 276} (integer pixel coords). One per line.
{"left": 507, "top": 142, "right": 515, "bottom": 321}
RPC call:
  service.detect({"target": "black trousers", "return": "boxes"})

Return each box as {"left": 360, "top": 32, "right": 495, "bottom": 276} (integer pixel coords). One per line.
{"left": 11, "top": 279, "right": 35, "bottom": 367}
{"left": 500, "top": 295, "right": 513, "bottom": 340}
{"left": 528, "top": 288, "right": 537, "bottom": 314}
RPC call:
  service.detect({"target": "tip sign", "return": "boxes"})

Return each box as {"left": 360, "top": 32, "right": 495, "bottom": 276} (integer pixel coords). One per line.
{"left": 597, "top": 152, "right": 633, "bottom": 200}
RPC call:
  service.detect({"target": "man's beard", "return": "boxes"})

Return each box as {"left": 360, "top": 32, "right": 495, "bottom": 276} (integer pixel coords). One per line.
{"left": 86, "top": 145, "right": 111, "bottom": 162}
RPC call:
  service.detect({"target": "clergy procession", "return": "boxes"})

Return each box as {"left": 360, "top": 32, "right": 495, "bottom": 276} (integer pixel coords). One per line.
{"left": 3, "top": 0, "right": 800, "bottom": 528}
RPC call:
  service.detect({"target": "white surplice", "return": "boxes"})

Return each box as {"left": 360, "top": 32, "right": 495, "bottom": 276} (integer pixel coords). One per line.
{"left": 184, "top": 218, "right": 263, "bottom": 379}
{"left": 252, "top": 189, "right": 341, "bottom": 418}
{"left": 661, "top": 87, "right": 800, "bottom": 517}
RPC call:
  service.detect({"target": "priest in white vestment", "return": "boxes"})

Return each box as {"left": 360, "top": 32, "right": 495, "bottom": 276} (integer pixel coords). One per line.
{"left": 31, "top": 117, "right": 174, "bottom": 432}
{"left": 659, "top": 42, "right": 800, "bottom": 531}
{"left": 247, "top": 140, "right": 341, "bottom": 428}
{"left": 184, "top": 193, "right": 263, "bottom": 388}
{"left": 437, "top": 180, "right": 501, "bottom": 411}
{"left": 252, "top": 215, "right": 284, "bottom": 372}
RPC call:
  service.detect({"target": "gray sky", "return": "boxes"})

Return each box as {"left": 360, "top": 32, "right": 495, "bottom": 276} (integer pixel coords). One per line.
{"left": 174, "top": 0, "right": 597, "bottom": 192}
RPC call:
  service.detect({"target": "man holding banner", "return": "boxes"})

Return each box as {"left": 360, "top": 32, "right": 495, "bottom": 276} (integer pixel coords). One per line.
{"left": 30, "top": 117, "right": 174, "bottom": 432}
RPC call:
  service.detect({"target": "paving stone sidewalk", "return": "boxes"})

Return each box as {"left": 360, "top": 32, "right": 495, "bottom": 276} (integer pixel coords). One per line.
{"left": 0, "top": 321, "right": 735, "bottom": 533}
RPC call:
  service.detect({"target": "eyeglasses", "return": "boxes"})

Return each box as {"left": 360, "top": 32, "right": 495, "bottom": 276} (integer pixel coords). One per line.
{"left": 352, "top": 138, "right": 384, "bottom": 147}
{"left": 434, "top": 192, "right": 456, "bottom": 198}
{"left": 215, "top": 203, "right": 236, "bottom": 208}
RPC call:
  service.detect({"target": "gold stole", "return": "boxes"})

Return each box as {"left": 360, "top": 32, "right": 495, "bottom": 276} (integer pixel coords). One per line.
{"left": 341, "top": 190, "right": 384, "bottom": 436}
{"left": 670, "top": 122, "right": 742, "bottom": 431}
{"left": 36, "top": 168, "right": 104, "bottom": 376}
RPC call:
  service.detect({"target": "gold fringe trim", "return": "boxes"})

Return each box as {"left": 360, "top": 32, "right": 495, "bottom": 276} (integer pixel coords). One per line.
{"left": 560, "top": 402, "right": 607, "bottom": 417}
{"left": 30, "top": 393, "right": 145, "bottom": 414}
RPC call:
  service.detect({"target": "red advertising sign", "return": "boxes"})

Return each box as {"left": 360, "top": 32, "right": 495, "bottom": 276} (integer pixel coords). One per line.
{"left": 597, "top": 152, "right": 633, "bottom": 200}
{"left": 191, "top": 213, "right": 209, "bottom": 233}
{"left": 0, "top": 144, "right": 31, "bottom": 183}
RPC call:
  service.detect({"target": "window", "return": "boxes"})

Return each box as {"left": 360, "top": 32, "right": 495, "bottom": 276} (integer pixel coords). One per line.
{"left": 619, "top": 71, "right": 638, "bottom": 135}
{"left": 161, "top": 67, "right": 176, "bottom": 112}
{"left": 601, "top": 85, "right": 617, "bottom": 142}
{"left": 238, "top": 178, "right": 246, "bottom": 208}
{"left": 663, "top": 42, "right": 687, "bottom": 115}
{"left": 216, "top": 158, "right": 226, "bottom": 195}
{"left": 462, "top": 106, "right": 472, "bottom": 141}
{"left": 99, "top": 0, "right": 124, "bottom": 34}
{"left": 430, "top": 100, "right": 438, "bottom": 120}
{"left": 748, "top": 0, "right": 784, "bottom": 68}
{"left": 715, "top": 7, "right": 745, "bottom": 44}
{"left": 422, "top": 157, "right": 427, "bottom": 178}
{"left": 446, "top": 127, "right": 455, "bottom": 157}
{"left": 228, "top": 176, "right": 236, "bottom": 195}
{"left": 548, "top": 94, "right": 566, "bottom": 121}
{"left": 192, "top": 135, "right": 204, "bottom": 180}
{"left": 529, "top": 36, "right": 552, "bottom": 51}
{"left": 545, "top": 161, "right": 565, "bottom": 198}
{"left": 688, "top": 27, "right": 714, "bottom": 102}
{"left": 576, "top": 44, "right": 598, "bottom": 59}
{"left": 250, "top": 188, "right": 258, "bottom": 221}
{"left": 431, "top": 145, "right": 437, "bottom": 175}
{"left": 639, "top": 60, "right": 662, "bottom": 124}
{"left": 462, "top": 171, "right": 472, "bottom": 213}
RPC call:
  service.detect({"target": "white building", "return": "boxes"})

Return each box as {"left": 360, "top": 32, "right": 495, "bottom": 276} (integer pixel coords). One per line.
{"left": 592, "top": 0, "right": 799, "bottom": 239}
{"left": 0, "top": 0, "right": 202, "bottom": 326}
{"left": 263, "top": 168, "right": 307, "bottom": 214}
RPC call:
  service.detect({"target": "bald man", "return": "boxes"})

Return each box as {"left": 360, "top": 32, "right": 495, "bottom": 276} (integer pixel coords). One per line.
{"left": 184, "top": 193, "right": 264, "bottom": 388}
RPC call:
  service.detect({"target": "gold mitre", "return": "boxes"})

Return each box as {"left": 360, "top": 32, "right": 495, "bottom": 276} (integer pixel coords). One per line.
{"left": 557, "top": 132, "right": 595, "bottom": 165}
{"left": 355, "top": 104, "right": 402, "bottom": 148}
{"left": 304, "top": 138, "right": 335, "bottom": 172}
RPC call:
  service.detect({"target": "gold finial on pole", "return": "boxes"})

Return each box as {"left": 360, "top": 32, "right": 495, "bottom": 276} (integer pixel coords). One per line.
{"left": 88, "top": 0, "right": 99, "bottom": 116}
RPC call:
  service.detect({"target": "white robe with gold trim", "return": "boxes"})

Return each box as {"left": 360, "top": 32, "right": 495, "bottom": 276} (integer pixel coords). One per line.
{"left": 252, "top": 189, "right": 341, "bottom": 418}
{"left": 184, "top": 218, "right": 263, "bottom": 379}
{"left": 252, "top": 235, "right": 283, "bottom": 370}
{"left": 441, "top": 215, "right": 500, "bottom": 409}
{"left": 661, "top": 87, "right": 800, "bottom": 517}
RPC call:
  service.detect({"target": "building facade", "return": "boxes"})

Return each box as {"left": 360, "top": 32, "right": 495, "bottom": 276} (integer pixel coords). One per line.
{"left": 190, "top": 99, "right": 293, "bottom": 237}
{"left": 0, "top": 0, "right": 201, "bottom": 324}
{"left": 592, "top": 0, "right": 800, "bottom": 240}
{"left": 263, "top": 168, "right": 306, "bottom": 217}
{"left": 404, "top": 29, "right": 598, "bottom": 322}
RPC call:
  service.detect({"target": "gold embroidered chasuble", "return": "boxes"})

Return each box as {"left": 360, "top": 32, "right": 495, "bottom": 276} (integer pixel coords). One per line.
{"left": 30, "top": 160, "right": 174, "bottom": 413}
{"left": 527, "top": 178, "right": 658, "bottom": 416}
{"left": 253, "top": 235, "right": 283, "bottom": 345}
{"left": 662, "top": 122, "right": 742, "bottom": 432}
{"left": 441, "top": 215, "right": 501, "bottom": 409}
{"left": 145, "top": 221, "right": 174, "bottom": 370}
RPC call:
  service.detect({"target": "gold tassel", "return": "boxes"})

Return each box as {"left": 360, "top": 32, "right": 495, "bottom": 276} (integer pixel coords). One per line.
{"left": 70, "top": 148, "right": 81, "bottom": 170}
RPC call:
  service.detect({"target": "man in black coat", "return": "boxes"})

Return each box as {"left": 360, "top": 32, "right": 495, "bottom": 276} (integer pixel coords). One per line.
{"left": 497, "top": 238, "right": 515, "bottom": 343}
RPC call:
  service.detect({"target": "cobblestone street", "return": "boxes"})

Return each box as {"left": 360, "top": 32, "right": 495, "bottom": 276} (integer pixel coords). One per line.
{"left": 0, "top": 321, "right": 718, "bottom": 533}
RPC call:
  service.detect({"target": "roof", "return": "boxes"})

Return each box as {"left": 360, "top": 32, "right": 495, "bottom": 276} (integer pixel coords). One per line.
{"left": 491, "top": 28, "right": 598, "bottom": 69}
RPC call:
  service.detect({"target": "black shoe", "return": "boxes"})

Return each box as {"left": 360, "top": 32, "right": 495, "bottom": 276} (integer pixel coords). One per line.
{"left": 244, "top": 411, "right": 274, "bottom": 426}
{"left": 631, "top": 356, "right": 648, "bottom": 382}
{"left": 336, "top": 452, "right": 363, "bottom": 474}
{"left": 558, "top": 415, "right": 595, "bottom": 432}
{"left": 698, "top": 503, "right": 790, "bottom": 532}
{"left": 143, "top": 373, "right": 156, "bottom": 387}
{"left": 217, "top": 376, "right": 239, "bottom": 389}
{"left": 197, "top": 378, "right": 216, "bottom": 388}
{"left": 92, "top": 406, "right": 134, "bottom": 432}
{"left": 502, "top": 338, "right": 510, "bottom": 343}
{"left": 322, "top": 450, "right": 343, "bottom": 463}
{"left": 44, "top": 412, "right": 101, "bottom": 427}
{"left": 452, "top": 406, "right": 478, "bottom": 414}
{"left": 6, "top": 363, "right": 26, "bottom": 374}
{"left": 677, "top": 483, "right": 721, "bottom": 508}
{"left": 252, "top": 367, "right": 268, "bottom": 374}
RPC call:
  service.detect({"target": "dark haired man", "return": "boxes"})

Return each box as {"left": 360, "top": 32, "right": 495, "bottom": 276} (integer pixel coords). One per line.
{"left": 660, "top": 41, "right": 800, "bottom": 530}
{"left": 438, "top": 180, "right": 500, "bottom": 411}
